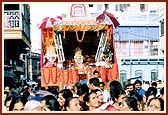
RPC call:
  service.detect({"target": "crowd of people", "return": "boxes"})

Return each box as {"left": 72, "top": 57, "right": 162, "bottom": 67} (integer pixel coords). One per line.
{"left": 3, "top": 70, "right": 164, "bottom": 112}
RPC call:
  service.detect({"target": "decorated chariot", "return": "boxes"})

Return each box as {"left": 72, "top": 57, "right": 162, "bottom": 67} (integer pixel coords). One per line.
{"left": 38, "top": 4, "right": 120, "bottom": 87}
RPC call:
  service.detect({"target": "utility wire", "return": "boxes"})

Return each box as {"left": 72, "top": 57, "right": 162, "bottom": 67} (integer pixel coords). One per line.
{"left": 118, "top": 13, "right": 164, "bottom": 34}
{"left": 117, "top": 13, "right": 164, "bottom": 39}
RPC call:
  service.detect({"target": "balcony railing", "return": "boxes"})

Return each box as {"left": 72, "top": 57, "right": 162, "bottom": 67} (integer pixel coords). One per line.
{"left": 4, "top": 10, "right": 30, "bottom": 39}
{"left": 4, "top": 10, "right": 20, "bottom": 28}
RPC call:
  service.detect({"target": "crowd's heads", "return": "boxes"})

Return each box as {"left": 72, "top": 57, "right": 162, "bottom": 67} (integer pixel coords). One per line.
{"left": 93, "top": 70, "right": 99, "bottom": 75}
{"left": 4, "top": 86, "right": 10, "bottom": 93}
{"left": 134, "top": 80, "right": 142, "bottom": 90}
{"left": 109, "top": 80, "right": 123, "bottom": 100}
{"left": 144, "top": 87, "right": 158, "bottom": 104}
{"left": 24, "top": 100, "right": 42, "bottom": 111}
{"left": 41, "top": 95, "right": 61, "bottom": 111}
{"left": 160, "top": 87, "right": 164, "bottom": 95}
{"left": 47, "top": 86, "right": 59, "bottom": 96}
{"left": 64, "top": 97, "right": 81, "bottom": 111}
{"left": 93, "top": 70, "right": 99, "bottom": 78}
{"left": 9, "top": 95, "right": 27, "bottom": 111}
{"left": 4, "top": 91, "right": 9, "bottom": 100}
{"left": 125, "top": 83, "right": 135, "bottom": 95}
{"left": 77, "top": 84, "right": 89, "bottom": 96}
{"left": 83, "top": 90, "right": 99, "bottom": 111}
{"left": 110, "top": 89, "right": 126, "bottom": 103}
{"left": 151, "top": 82, "right": 157, "bottom": 88}
{"left": 65, "top": 84, "right": 75, "bottom": 94}
{"left": 159, "top": 87, "right": 164, "bottom": 100}
{"left": 94, "top": 89, "right": 104, "bottom": 104}
{"left": 120, "top": 96, "right": 139, "bottom": 111}
{"left": 89, "top": 78, "right": 100, "bottom": 90}
{"left": 147, "top": 87, "right": 157, "bottom": 97}
{"left": 147, "top": 97, "right": 164, "bottom": 111}
{"left": 4, "top": 95, "right": 15, "bottom": 111}
{"left": 99, "top": 82, "right": 105, "bottom": 91}
{"left": 57, "top": 89, "right": 73, "bottom": 108}
{"left": 110, "top": 80, "right": 123, "bottom": 91}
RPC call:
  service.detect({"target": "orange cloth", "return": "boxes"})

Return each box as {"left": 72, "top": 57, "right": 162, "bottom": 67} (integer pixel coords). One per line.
{"left": 41, "top": 64, "right": 119, "bottom": 87}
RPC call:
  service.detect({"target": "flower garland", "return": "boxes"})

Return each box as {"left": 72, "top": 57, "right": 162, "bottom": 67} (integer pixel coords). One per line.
{"left": 53, "top": 21, "right": 108, "bottom": 32}
{"left": 75, "top": 24, "right": 86, "bottom": 42}
{"left": 53, "top": 21, "right": 109, "bottom": 43}
{"left": 42, "top": 68, "right": 50, "bottom": 85}
{"left": 62, "top": 24, "right": 70, "bottom": 39}
{"left": 50, "top": 68, "right": 57, "bottom": 84}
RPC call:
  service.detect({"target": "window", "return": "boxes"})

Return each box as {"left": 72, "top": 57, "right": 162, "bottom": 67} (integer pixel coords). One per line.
{"left": 150, "top": 10, "right": 156, "bottom": 13}
{"left": 115, "top": 4, "right": 130, "bottom": 11}
{"left": 119, "top": 41, "right": 129, "bottom": 57}
{"left": 104, "top": 4, "right": 109, "bottom": 10}
{"left": 135, "top": 70, "right": 142, "bottom": 77}
{"left": 115, "top": 4, "right": 119, "bottom": 11}
{"left": 150, "top": 42, "right": 158, "bottom": 56}
{"left": 134, "top": 41, "right": 143, "bottom": 55}
{"left": 88, "top": 4, "right": 93, "bottom": 7}
{"left": 97, "top": 4, "right": 102, "bottom": 11}
{"left": 151, "top": 70, "right": 158, "bottom": 81}
{"left": 140, "top": 4, "right": 148, "bottom": 12}
{"left": 120, "top": 70, "right": 127, "bottom": 86}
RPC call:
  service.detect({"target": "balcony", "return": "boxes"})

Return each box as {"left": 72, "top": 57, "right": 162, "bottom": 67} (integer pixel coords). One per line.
{"left": 4, "top": 10, "right": 21, "bottom": 28}
{"left": 4, "top": 10, "right": 31, "bottom": 47}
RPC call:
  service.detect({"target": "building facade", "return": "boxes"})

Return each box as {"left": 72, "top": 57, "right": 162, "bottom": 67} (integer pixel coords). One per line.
{"left": 88, "top": 3, "right": 165, "bottom": 83}
{"left": 3, "top": 4, "right": 40, "bottom": 87}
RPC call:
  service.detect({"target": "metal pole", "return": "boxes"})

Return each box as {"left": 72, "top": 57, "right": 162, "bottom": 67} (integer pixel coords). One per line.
{"left": 25, "top": 54, "right": 27, "bottom": 80}
{"left": 29, "top": 48, "right": 33, "bottom": 81}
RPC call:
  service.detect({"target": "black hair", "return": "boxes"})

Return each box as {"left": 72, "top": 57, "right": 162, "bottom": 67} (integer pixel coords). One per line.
{"left": 9, "top": 95, "right": 27, "bottom": 111}
{"left": 74, "top": 82, "right": 82, "bottom": 89}
{"left": 110, "top": 80, "right": 123, "bottom": 91}
{"left": 83, "top": 90, "right": 96, "bottom": 111}
{"left": 23, "top": 91, "right": 30, "bottom": 99}
{"left": 129, "top": 89, "right": 138, "bottom": 97}
{"left": 160, "top": 87, "right": 164, "bottom": 95}
{"left": 134, "top": 80, "right": 142, "bottom": 85}
{"left": 125, "top": 83, "right": 135, "bottom": 90}
{"left": 47, "top": 86, "right": 59, "bottom": 96}
{"left": 94, "top": 89, "right": 102, "bottom": 93}
{"left": 4, "top": 95, "right": 15, "bottom": 106}
{"left": 124, "top": 96, "right": 139, "bottom": 111}
{"left": 4, "top": 91, "right": 9, "bottom": 99}
{"left": 89, "top": 78, "right": 100, "bottom": 87}
{"left": 99, "top": 82, "right": 105, "bottom": 87}
{"left": 151, "top": 82, "right": 157, "bottom": 87}
{"left": 131, "top": 93, "right": 143, "bottom": 102}
{"left": 77, "top": 84, "right": 89, "bottom": 96}
{"left": 93, "top": 70, "right": 99, "bottom": 74}
{"left": 58, "top": 89, "right": 73, "bottom": 99}
{"left": 111, "top": 89, "right": 126, "bottom": 102}
{"left": 42, "top": 95, "right": 61, "bottom": 111}
{"left": 146, "top": 87, "right": 157, "bottom": 97}
{"left": 63, "top": 97, "right": 79, "bottom": 111}
{"left": 125, "top": 83, "right": 134, "bottom": 88}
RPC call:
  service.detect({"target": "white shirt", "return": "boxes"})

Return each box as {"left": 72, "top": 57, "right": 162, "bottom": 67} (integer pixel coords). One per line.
{"left": 102, "top": 90, "right": 111, "bottom": 102}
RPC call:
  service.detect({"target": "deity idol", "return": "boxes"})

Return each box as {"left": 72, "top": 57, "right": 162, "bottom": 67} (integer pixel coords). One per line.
{"left": 43, "top": 45, "right": 58, "bottom": 68}
{"left": 74, "top": 47, "right": 85, "bottom": 74}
